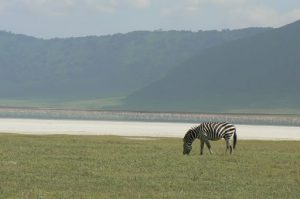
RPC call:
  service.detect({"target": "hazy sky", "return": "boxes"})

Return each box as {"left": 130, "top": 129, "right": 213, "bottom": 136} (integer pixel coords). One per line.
{"left": 1, "top": 0, "right": 300, "bottom": 38}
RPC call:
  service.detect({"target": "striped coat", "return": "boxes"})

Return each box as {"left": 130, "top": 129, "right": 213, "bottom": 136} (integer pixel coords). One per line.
{"left": 183, "top": 122, "right": 237, "bottom": 155}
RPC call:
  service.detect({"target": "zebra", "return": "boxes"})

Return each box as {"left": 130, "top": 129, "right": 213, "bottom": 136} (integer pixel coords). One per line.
{"left": 183, "top": 122, "right": 237, "bottom": 155}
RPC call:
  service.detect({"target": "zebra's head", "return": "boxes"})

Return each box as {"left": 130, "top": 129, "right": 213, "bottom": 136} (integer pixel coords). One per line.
{"left": 183, "top": 141, "right": 192, "bottom": 155}
{"left": 183, "top": 130, "right": 192, "bottom": 155}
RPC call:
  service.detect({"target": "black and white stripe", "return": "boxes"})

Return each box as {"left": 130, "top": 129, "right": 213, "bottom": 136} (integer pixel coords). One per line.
{"left": 183, "top": 122, "right": 237, "bottom": 155}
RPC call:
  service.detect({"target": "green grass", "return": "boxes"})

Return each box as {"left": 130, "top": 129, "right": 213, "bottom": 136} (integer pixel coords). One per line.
{"left": 0, "top": 134, "right": 299, "bottom": 198}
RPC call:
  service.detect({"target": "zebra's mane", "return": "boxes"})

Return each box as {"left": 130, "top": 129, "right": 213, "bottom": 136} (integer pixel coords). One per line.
{"left": 189, "top": 125, "right": 199, "bottom": 131}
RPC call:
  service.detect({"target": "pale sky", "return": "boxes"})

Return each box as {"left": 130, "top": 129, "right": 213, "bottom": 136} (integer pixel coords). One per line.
{"left": 1, "top": 0, "right": 300, "bottom": 38}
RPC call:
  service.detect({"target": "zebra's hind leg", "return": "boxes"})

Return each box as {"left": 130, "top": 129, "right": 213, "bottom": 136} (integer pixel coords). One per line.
{"left": 225, "top": 139, "right": 233, "bottom": 155}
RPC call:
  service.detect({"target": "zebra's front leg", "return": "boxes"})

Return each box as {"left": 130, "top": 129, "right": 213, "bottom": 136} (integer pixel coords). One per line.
{"left": 204, "top": 140, "right": 213, "bottom": 154}
{"left": 200, "top": 140, "right": 204, "bottom": 155}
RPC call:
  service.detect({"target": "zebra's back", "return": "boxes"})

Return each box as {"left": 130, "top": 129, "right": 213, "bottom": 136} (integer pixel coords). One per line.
{"left": 199, "top": 122, "right": 236, "bottom": 141}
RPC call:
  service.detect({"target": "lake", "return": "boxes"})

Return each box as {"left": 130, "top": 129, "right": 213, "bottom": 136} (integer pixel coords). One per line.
{"left": 1, "top": 118, "right": 299, "bottom": 140}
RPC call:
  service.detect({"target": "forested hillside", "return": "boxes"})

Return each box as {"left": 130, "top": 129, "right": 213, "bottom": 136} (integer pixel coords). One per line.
{"left": 124, "top": 20, "right": 300, "bottom": 114}
{"left": 0, "top": 28, "right": 269, "bottom": 100}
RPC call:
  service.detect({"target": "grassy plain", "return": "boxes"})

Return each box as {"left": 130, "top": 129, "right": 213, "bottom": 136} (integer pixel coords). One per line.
{"left": 0, "top": 134, "right": 299, "bottom": 198}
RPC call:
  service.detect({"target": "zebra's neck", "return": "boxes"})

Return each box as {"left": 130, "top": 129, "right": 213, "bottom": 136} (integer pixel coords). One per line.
{"left": 184, "top": 127, "right": 200, "bottom": 144}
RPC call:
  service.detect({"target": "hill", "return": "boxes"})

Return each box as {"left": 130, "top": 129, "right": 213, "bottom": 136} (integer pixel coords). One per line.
{"left": 0, "top": 28, "right": 269, "bottom": 102}
{"left": 124, "top": 20, "right": 300, "bottom": 114}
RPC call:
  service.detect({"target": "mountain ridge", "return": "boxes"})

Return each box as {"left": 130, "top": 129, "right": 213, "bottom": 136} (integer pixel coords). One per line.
{"left": 0, "top": 27, "right": 270, "bottom": 100}
{"left": 123, "top": 20, "right": 300, "bottom": 113}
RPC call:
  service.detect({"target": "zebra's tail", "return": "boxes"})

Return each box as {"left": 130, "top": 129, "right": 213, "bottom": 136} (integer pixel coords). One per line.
{"left": 233, "top": 130, "right": 237, "bottom": 149}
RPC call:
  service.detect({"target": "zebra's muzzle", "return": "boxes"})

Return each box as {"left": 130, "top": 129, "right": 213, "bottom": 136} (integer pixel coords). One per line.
{"left": 183, "top": 150, "right": 190, "bottom": 155}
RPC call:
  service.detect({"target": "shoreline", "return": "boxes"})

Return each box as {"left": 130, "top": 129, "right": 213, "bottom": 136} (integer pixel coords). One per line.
{"left": 1, "top": 107, "right": 300, "bottom": 126}
{"left": 0, "top": 118, "right": 300, "bottom": 140}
